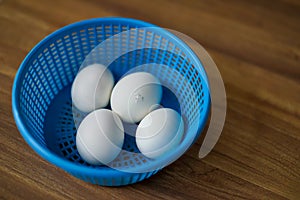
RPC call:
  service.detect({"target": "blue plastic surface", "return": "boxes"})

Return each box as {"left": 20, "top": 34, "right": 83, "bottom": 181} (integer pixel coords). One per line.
{"left": 12, "top": 17, "right": 210, "bottom": 186}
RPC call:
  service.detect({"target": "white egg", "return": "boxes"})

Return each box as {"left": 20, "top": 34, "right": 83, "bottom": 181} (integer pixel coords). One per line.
{"left": 136, "top": 108, "right": 184, "bottom": 159}
{"left": 76, "top": 109, "right": 124, "bottom": 165}
{"left": 111, "top": 72, "right": 162, "bottom": 123}
{"left": 71, "top": 64, "right": 114, "bottom": 113}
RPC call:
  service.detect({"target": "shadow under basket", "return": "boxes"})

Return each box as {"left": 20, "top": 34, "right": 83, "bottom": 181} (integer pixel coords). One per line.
{"left": 12, "top": 18, "right": 210, "bottom": 186}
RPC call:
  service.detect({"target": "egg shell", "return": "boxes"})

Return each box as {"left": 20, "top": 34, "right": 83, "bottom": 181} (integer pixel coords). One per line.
{"left": 76, "top": 109, "right": 124, "bottom": 165}
{"left": 111, "top": 72, "right": 162, "bottom": 123}
{"left": 71, "top": 64, "right": 114, "bottom": 113}
{"left": 136, "top": 108, "right": 184, "bottom": 159}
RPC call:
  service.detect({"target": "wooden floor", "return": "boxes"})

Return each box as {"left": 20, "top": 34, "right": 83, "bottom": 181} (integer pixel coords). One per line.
{"left": 1, "top": 0, "right": 299, "bottom": 199}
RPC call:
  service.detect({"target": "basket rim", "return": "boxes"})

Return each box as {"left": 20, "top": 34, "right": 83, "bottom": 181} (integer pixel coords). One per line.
{"left": 12, "top": 17, "right": 211, "bottom": 177}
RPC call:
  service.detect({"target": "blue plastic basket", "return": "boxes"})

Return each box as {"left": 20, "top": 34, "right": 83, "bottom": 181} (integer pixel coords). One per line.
{"left": 12, "top": 18, "right": 210, "bottom": 186}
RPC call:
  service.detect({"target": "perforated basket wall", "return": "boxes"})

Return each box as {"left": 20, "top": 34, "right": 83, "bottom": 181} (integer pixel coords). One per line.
{"left": 12, "top": 18, "right": 210, "bottom": 186}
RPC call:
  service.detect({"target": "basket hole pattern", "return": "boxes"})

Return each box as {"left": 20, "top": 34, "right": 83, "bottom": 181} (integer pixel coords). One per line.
{"left": 55, "top": 101, "right": 91, "bottom": 166}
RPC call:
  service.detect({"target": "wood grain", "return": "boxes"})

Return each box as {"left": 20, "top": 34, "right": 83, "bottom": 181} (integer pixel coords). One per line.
{"left": 0, "top": 0, "right": 299, "bottom": 199}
